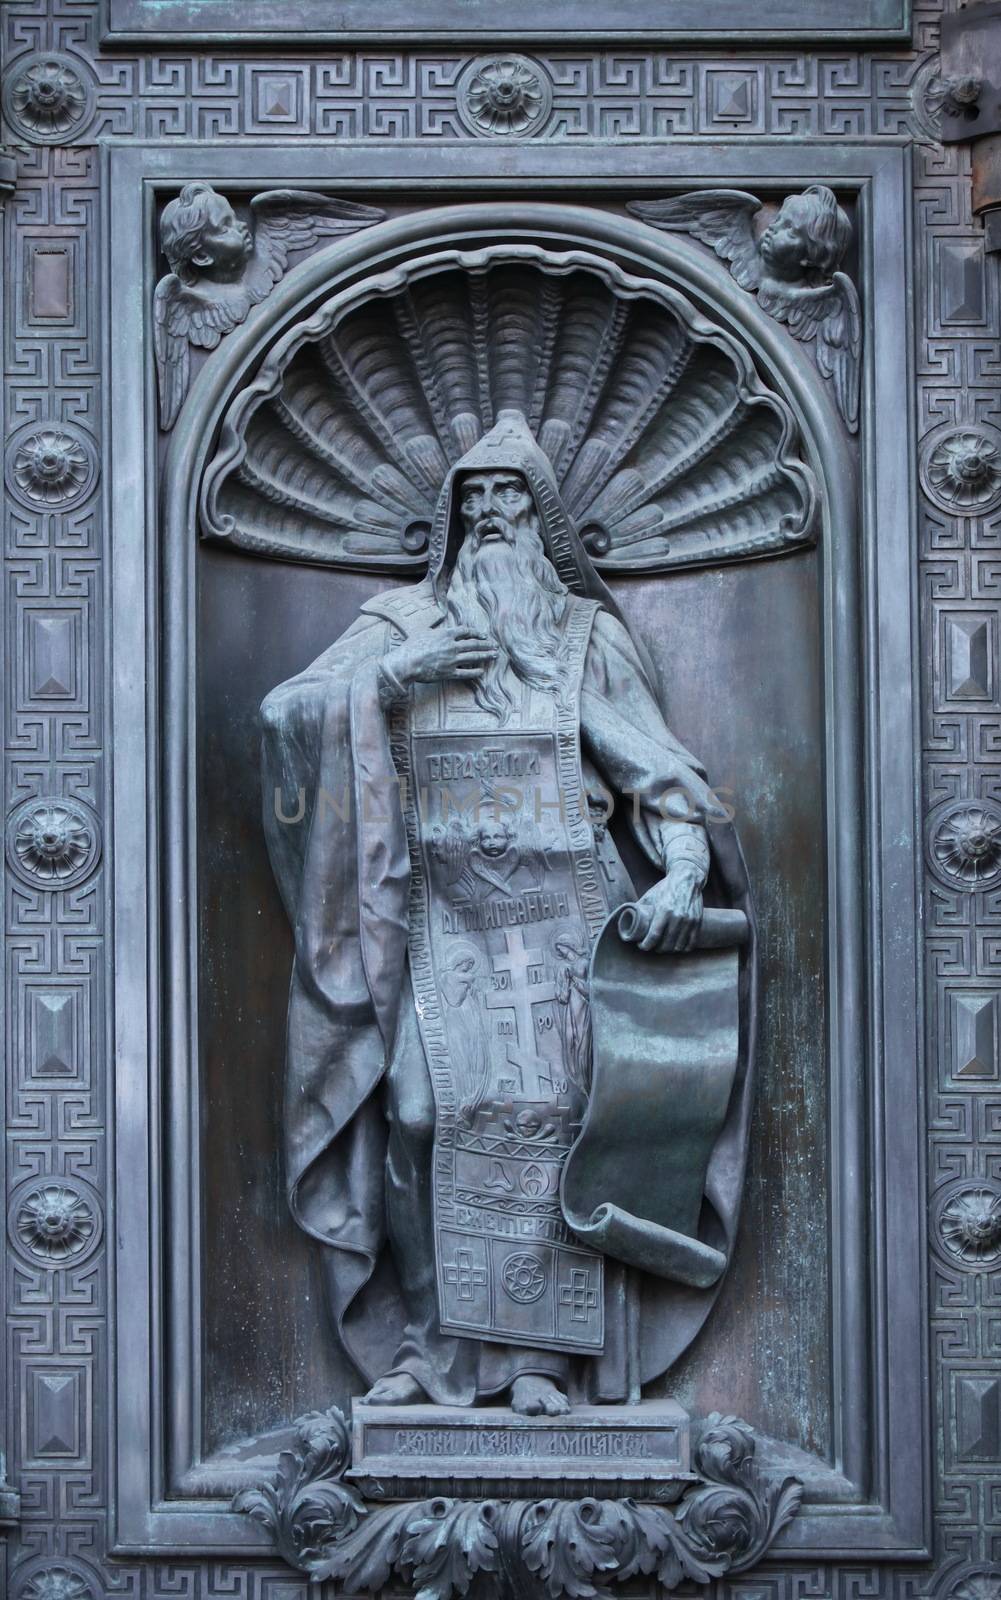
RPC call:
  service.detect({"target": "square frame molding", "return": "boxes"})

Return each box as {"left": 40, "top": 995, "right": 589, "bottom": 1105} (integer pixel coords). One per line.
{"left": 105, "top": 138, "right": 924, "bottom": 1564}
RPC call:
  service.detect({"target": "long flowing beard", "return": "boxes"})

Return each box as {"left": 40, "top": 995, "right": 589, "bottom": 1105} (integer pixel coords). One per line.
{"left": 446, "top": 515, "right": 569, "bottom": 722}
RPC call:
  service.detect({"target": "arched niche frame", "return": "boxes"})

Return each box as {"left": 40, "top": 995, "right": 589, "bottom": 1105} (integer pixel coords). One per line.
{"left": 127, "top": 204, "right": 921, "bottom": 1561}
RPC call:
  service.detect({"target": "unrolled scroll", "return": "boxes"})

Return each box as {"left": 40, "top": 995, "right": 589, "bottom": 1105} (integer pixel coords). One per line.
{"left": 561, "top": 905, "right": 748, "bottom": 1291}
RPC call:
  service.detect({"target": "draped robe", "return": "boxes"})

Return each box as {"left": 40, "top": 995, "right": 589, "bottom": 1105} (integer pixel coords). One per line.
{"left": 261, "top": 577, "right": 755, "bottom": 1401}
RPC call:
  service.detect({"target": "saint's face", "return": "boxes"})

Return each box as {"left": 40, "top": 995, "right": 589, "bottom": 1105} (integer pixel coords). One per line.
{"left": 459, "top": 470, "right": 535, "bottom": 547}
{"left": 194, "top": 194, "right": 253, "bottom": 275}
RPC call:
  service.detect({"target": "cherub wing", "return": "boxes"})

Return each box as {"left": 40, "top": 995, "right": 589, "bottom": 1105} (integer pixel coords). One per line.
{"left": 247, "top": 189, "right": 386, "bottom": 296}
{"left": 153, "top": 274, "right": 247, "bottom": 430}
{"left": 519, "top": 821, "right": 558, "bottom": 887}
{"left": 627, "top": 190, "right": 764, "bottom": 291}
{"left": 152, "top": 276, "right": 189, "bottom": 431}
{"left": 758, "top": 271, "right": 861, "bottom": 432}
{"left": 430, "top": 821, "right": 472, "bottom": 885}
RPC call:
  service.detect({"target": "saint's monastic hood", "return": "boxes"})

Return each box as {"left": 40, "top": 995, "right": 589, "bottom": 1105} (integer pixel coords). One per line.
{"left": 428, "top": 409, "right": 630, "bottom": 634}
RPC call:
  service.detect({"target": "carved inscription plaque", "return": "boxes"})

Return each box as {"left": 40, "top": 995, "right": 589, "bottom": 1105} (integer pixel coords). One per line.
{"left": 349, "top": 1402, "right": 691, "bottom": 1497}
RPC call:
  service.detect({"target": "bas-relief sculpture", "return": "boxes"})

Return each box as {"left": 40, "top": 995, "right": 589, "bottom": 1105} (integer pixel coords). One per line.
{"left": 204, "top": 238, "right": 832, "bottom": 1585}
{"left": 199, "top": 248, "right": 818, "bottom": 571}
{"left": 3, "top": 0, "right": 972, "bottom": 1571}
{"left": 235, "top": 1406, "right": 803, "bottom": 1596}
{"left": 153, "top": 182, "right": 385, "bottom": 428}
{"left": 0, "top": 0, "right": 984, "bottom": 1573}
{"left": 259, "top": 411, "right": 750, "bottom": 1416}
{"left": 629, "top": 185, "right": 862, "bottom": 432}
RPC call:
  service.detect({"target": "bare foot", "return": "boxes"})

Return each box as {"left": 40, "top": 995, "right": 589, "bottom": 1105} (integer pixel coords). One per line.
{"left": 359, "top": 1372, "right": 427, "bottom": 1405}
{"left": 510, "top": 1376, "right": 571, "bottom": 1416}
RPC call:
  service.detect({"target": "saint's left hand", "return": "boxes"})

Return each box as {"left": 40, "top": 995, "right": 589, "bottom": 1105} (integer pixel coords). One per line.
{"left": 623, "top": 870, "right": 704, "bottom": 954}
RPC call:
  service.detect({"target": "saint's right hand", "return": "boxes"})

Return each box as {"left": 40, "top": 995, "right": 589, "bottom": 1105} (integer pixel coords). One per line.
{"left": 383, "top": 626, "right": 498, "bottom": 688}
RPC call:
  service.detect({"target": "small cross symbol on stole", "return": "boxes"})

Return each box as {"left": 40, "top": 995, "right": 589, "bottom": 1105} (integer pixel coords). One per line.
{"left": 559, "top": 1267, "right": 599, "bottom": 1322}
{"left": 485, "top": 928, "right": 559, "bottom": 1095}
{"left": 443, "top": 1247, "right": 487, "bottom": 1302}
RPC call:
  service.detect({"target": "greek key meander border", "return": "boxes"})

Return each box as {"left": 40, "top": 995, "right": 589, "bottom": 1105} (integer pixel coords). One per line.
{"left": 2, "top": 0, "right": 998, "bottom": 1597}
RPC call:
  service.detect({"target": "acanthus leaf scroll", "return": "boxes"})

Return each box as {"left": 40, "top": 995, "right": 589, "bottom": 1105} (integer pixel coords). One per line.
{"left": 234, "top": 1407, "right": 803, "bottom": 1597}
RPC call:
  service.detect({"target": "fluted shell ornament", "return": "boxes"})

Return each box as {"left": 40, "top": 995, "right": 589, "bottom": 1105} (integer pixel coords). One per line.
{"left": 202, "top": 245, "right": 817, "bottom": 575}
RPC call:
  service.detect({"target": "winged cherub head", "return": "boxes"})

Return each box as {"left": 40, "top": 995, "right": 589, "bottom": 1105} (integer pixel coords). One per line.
{"left": 160, "top": 182, "right": 253, "bottom": 284}
{"left": 758, "top": 184, "right": 852, "bottom": 285}
{"left": 476, "top": 818, "right": 516, "bottom": 860}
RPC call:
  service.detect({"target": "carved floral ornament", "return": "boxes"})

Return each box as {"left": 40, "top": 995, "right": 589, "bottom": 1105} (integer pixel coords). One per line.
{"left": 926, "top": 799, "right": 1001, "bottom": 892}
{"left": 4, "top": 420, "right": 99, "bottom": 511}
{"left": 7, "top": 1176, "right": 103, "bottom": 1268}
{"left": 10, "top": 1558, "right": 101, "bottom": 1600}
{"left": 934, "top": 1178, "right": 1001, "bottom": 1268}
{"left": 0, "top": 51, "right": 95, "bottom": 143}
{"left": 5, "top": 795, "right": 102, "bottom": 890}
{"left": 456, "top": 54, "right": 554, "bottom": 138}
{"left": 920, "top": 421, "right": 1001, "bottom": 514}
{"left": 909, "top": 56, "right": 983, "bottom": 145}
{"left": 933, "top": 1569, "right": 1001, "bottom": 1600}
{"left": 951, "top": 1574, "right": 1001, "bottom": 1600}
{"left": 199, "top": 244, "right": 819, "bottom": 578}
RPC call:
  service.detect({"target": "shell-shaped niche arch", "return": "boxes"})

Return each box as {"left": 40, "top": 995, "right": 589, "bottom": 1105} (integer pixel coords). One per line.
{"left": 200, "top": 244, "right": 819, "bottom": 575}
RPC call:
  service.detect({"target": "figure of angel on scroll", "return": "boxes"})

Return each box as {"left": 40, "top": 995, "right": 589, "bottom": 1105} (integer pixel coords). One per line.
{"left": 429, "top": 809, "right": 557, "bottom": 905}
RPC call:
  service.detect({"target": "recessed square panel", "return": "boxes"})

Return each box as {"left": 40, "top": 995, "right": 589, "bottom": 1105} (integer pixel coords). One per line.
{"left": 28, "top": 987, "right": 81, "bottom": 1079}
{"left": 940, "top": 987, "right": 1000, "bottom": 1089}
{"left": 930, "top": 239, "right": 997, "bottom": 335}
{"left": 247, "top": 68, "right": 310, "bottom": 133}
{"left": 936, "top": 612, "right": 998, "bottom": 710}
{"left": 21, "top": 1363, "right": 90, "bottom": 1468}
{"left": 948, "top": 1371, "right": 1001, "bottom": 1469}
{"left": 17, "top": 234, "right": 87, "bottom": 339}
{"left": 14, "top": 980, "right": 88, "bottom": 1089}
{"left": 16, "top": 606, "right": 88, "bottom": 713}
{"left": 702, "top": 70, "right": 763, "bottom": 131}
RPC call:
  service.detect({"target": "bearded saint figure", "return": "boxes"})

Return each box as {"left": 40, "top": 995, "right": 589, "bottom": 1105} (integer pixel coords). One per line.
{"left": 261, "top": 410, "right": 753, "bottom": 1417}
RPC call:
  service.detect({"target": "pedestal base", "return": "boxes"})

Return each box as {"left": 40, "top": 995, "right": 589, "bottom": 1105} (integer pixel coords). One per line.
{"left": 235, "top": 1405, "right": 804, "bottom": 1592}
{"left": 348, "top": 1399, "right": 693, "bottom": 1501}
